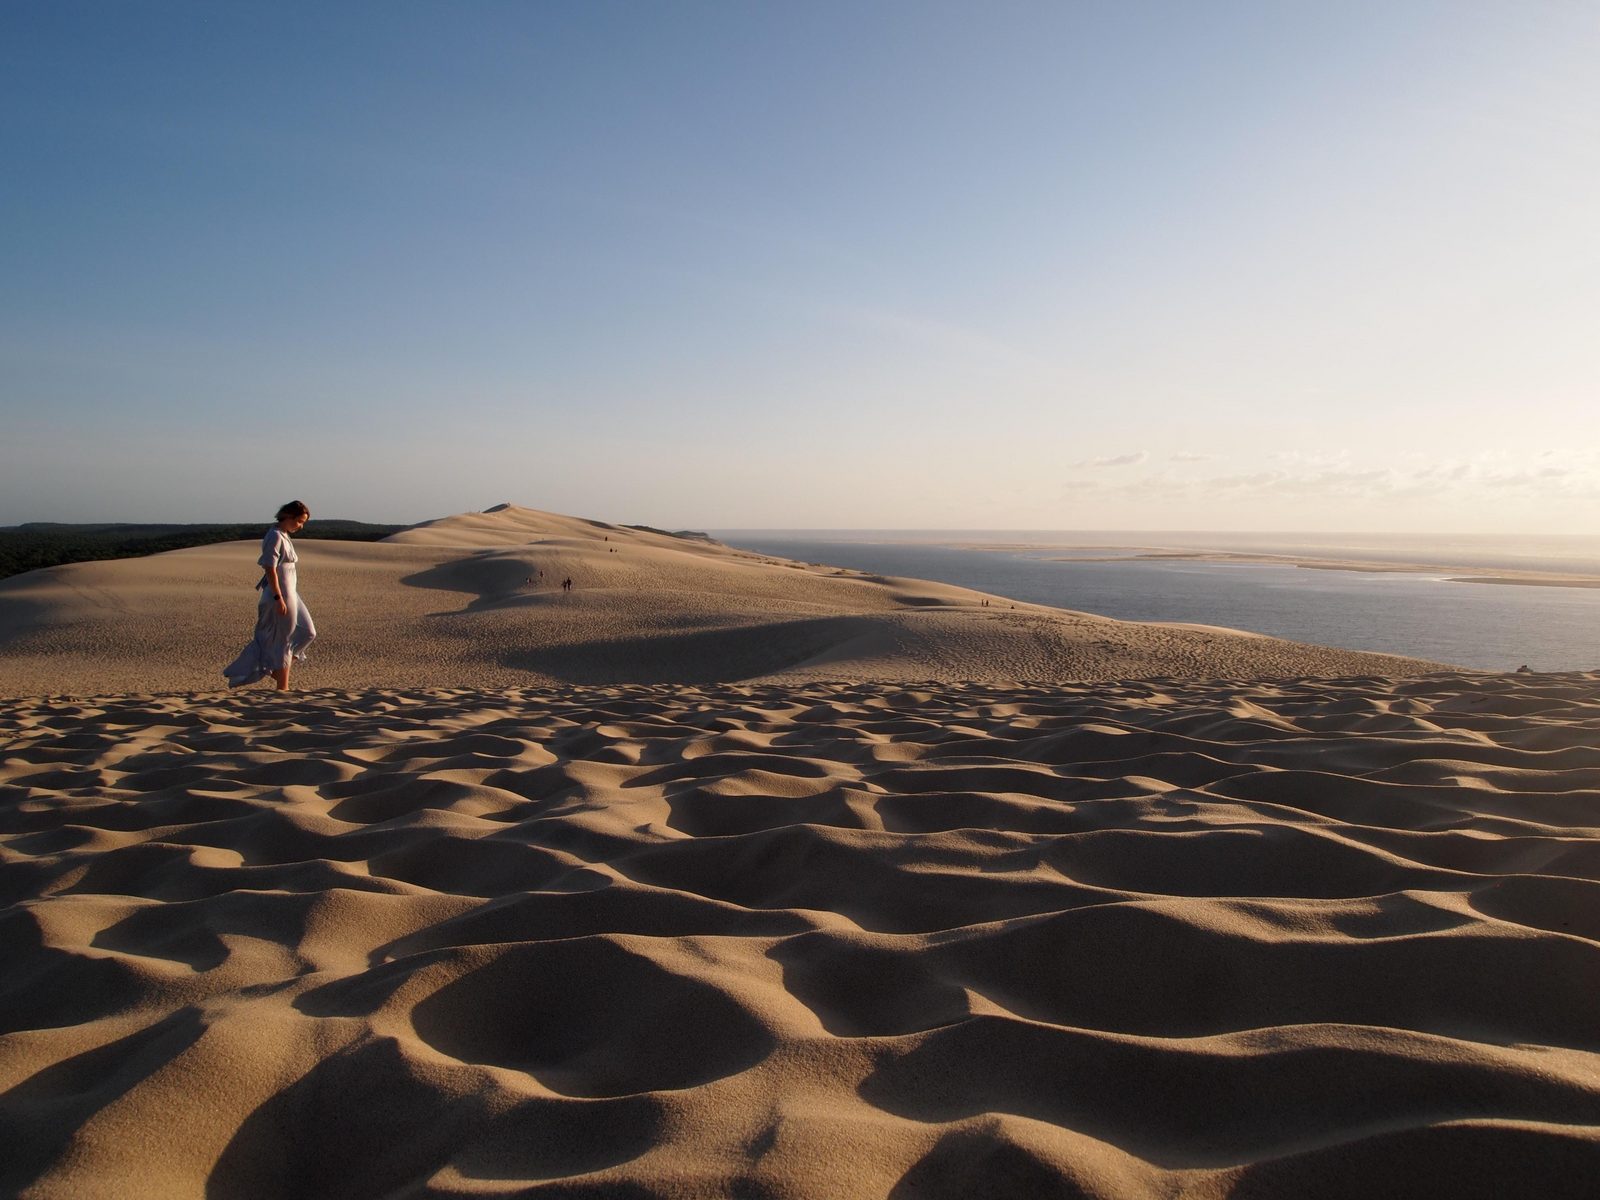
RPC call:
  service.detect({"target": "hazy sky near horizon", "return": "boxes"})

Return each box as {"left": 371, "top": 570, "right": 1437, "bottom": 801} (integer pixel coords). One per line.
{"left": 3, "top": 1, "right": 1597, "bottom": 532}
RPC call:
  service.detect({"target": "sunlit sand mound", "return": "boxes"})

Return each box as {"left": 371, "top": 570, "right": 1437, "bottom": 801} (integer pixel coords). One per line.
{"left": 0, "top": 504, "right": 1444, "bottom": 697}
{"left": 381, "top": 501, "right": 716, "bottom": 550}
{"left": 2, "top": 670, "right": 1598, "bottom": 1197}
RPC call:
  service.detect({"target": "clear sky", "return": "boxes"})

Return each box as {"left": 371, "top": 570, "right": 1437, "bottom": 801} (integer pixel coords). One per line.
{"left": 3, "top": 1, "right": 1596, "bottom": 531}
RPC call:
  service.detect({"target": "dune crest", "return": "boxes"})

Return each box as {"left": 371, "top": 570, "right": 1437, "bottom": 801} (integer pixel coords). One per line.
{"left": 0, "top": 504, "right": 1444, "bottom": 698}
{"left": 3, "top": 670, "right": 1599, "bottom": 1195}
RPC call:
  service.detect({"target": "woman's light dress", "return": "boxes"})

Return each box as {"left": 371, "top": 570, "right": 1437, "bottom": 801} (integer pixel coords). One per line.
{"left": 222, "top": 527, "right": 316, "bottom": 687}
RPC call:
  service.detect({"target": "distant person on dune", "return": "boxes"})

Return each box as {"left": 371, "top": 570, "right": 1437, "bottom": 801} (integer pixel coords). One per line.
{"left": 223, "top": 500, "right": 317, "bottom": 690}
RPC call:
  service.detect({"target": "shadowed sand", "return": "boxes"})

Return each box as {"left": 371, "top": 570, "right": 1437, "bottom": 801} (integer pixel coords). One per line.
{"left": 3, "top": 671, "right": 1599, "bottom": 1196}
{"left": 0, "top": 504, "right": 1446, "bottom": 698}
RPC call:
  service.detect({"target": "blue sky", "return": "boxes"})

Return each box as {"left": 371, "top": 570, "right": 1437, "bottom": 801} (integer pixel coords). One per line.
{"left": 3, "top": 1, "right": 1596, "bottom": 530}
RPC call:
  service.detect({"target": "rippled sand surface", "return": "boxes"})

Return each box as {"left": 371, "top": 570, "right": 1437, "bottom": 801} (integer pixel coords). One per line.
{"left": 3, "top": 670, "right": 1599, "bottom": 1197}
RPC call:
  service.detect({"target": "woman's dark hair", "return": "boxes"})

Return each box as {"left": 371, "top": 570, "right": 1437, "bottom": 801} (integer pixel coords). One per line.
{"left": 276, "top": 500, "right": 310, "bottom": 522}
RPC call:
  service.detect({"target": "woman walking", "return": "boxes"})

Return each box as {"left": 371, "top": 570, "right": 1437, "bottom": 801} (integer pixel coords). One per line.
{"left": 223, "top": 500, "right": 317, "bottom": 689}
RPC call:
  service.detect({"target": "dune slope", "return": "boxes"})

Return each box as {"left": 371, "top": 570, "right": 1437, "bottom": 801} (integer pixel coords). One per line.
{"left": 0, "top": 505, "right": 1444, "bottom": 697}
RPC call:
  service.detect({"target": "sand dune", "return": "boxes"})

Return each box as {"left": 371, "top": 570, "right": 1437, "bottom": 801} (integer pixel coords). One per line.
{"left": 0, "top": 504, "right": 1444, "bottom": 698}
{"left": 3, "top": 670, "right": 1599, "bottom": 1196}
{"left": 3, "top": 505, "right": 1583, "bottom": 1196}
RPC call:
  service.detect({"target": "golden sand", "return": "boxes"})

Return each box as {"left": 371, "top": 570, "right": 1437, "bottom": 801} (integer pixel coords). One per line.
{"left": 4, "top": 508, "right": 1596, "bottom": 1195}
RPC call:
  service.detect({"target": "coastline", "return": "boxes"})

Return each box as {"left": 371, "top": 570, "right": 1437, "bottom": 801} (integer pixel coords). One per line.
{"left": 716, "top": 533, "right": 1600, "bottom": 672}
{"left": 1041, "top": 549, "right": 1600, "bottom": 589}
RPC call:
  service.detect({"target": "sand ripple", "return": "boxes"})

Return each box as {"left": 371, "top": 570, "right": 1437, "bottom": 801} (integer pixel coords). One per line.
{"left": 3, "top": 671, "right": 1600, "bottom": 1196}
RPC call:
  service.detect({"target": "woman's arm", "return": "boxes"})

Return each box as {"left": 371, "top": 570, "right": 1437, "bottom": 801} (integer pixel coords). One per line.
{"left": 263, "top": 531, "right": 289, "bottom": 615}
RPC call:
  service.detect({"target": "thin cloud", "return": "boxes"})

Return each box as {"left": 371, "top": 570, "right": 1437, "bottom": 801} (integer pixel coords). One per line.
{"left": 1072, "top": 452, "right": 1147, "bottom": 468}
{"left": 1096, "top": 455, "right": 1600, "bottom": 508}
{"left": 1270, "top": 449, "right": 1350, "bottom": 466}
{"left": 1415, "top": 460, "right": 1594, "bottom": 491}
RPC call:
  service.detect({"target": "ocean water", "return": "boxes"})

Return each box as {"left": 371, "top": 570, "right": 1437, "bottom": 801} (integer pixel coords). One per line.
{"left": 712, "top": 531, "right": 1600, "bottom": 673}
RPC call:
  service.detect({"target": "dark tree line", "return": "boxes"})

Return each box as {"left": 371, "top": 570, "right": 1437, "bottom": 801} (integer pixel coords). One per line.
{"left": 0, "top": 521, "right": 408, "bottom": 582}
